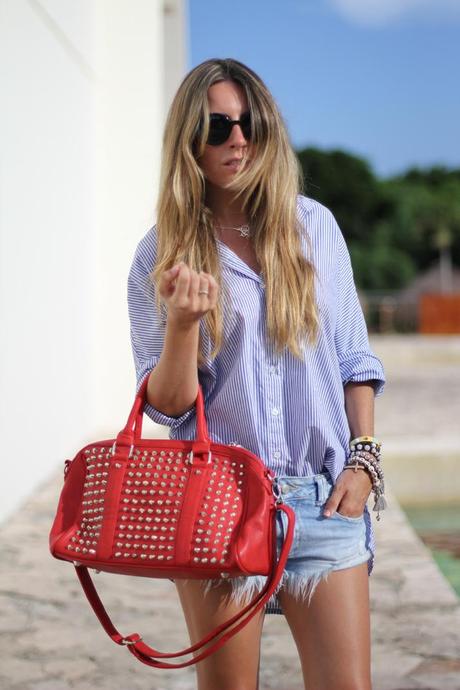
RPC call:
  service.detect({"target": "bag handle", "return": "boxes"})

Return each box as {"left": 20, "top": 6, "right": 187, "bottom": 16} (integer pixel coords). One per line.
{"left": 74, "top": 503, "right": 294, "bottom": 669}
{"left": 116, "top": 375, "right": 210, "bottom": 451}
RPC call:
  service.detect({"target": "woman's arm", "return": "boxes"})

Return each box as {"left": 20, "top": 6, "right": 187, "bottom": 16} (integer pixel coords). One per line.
{"left": 344, "top": 381, "right": 375, "bottom": 438}
{"left": 320, "top": 213, "right": 385, "bottom": 518}
{"left": 146, "top": 317, "right": 200, "bottom": 417}
{"left": 323, "top": 381, "right": 376, "bottom": 518}
{"left": 128, "top": 241, "right": 219, "bottom": 425}
{"left": 146, "top": 263, "right": 219, "bottom": 417}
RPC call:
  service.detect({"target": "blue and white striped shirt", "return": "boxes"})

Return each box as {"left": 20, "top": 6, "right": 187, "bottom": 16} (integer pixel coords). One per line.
{"left": 127, "top": 194, "right": 385, "bottom": 605}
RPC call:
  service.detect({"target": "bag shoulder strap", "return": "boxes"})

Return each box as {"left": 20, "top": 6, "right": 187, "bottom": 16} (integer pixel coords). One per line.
{"left": 74, "top": 504, "right": 294, "bottom": 669}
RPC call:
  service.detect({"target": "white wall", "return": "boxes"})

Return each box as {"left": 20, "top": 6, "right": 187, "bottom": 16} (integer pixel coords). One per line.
{"left": 0, "top": 0, "right": 187, "bottom": 523}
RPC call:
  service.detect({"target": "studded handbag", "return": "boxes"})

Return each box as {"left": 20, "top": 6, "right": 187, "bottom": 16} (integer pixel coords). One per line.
{"left": 49, "top": 376, "right": 295, "bottom": 669}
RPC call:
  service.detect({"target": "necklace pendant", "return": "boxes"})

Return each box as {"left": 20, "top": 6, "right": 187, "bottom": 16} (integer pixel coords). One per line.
{"left": 238, "top": 224, "right": 250, "bottom": 238}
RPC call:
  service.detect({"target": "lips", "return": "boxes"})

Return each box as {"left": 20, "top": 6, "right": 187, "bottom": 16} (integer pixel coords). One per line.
{"left": 224, "top": 158, "right": 244, "bottom": 166}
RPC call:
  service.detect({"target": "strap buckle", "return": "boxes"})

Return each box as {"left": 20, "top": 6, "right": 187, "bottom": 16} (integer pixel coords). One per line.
{"left": 111, "top": 441, "right": 134, "bottom": 458}
{"left": 187, "top": 450, "right": 212, "bottom": 465}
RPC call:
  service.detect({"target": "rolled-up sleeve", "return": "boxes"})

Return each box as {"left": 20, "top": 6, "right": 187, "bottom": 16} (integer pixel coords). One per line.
{"left": 333, "top": 223, "right": 385, "bottom": 397}
{"left": 127, "top": 229, "right": 196, "bottom": 428}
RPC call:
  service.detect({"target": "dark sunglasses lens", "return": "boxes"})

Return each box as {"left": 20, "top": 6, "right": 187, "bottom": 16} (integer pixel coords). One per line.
{"left": 240, "top": 112, "right": 251, "bottom": 140}
{"left": 207, "top": 115, "right": 231, "bottom": 145}
{"left": 206, "top": 113, "right": 252, "bottom": 145}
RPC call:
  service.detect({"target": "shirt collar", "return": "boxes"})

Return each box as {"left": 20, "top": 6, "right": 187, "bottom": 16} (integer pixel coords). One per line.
{"left": 216, "top": 238, "right": 265, "bottom": 286}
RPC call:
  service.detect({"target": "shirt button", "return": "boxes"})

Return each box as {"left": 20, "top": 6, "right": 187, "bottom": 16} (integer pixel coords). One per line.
{"left": 281, "top": 484, "right": 290, "bottom": 494}
{"left": 271, "top": 407, "right": 280, "bottom": 416}
{"left": 273, "top": 451, "right": 281, "bottom": 459}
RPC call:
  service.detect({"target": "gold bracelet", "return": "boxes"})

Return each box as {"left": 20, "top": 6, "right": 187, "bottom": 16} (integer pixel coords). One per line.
{"left": 349, "top": 435, "right": 381, "bottom": 447}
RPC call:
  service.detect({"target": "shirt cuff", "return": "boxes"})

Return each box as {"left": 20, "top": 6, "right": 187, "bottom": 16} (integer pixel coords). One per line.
{"left": 338, "top": 351, "right": 386, "bottom": 397}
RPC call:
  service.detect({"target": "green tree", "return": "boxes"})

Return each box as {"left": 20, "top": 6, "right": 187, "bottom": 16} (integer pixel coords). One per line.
{"left": 381, "top": 171, "right": 460, "bottom": 273}
{"left": 296, "top": 147, "right": 411, "bottom": 290}
{"left": 295, "top": 148, "right": 460, "bottom": 291}
{"left": 297, "top": 147, "right": 392, "bottom": 245}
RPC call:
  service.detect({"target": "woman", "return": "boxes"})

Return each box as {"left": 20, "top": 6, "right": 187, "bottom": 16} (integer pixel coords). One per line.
{"left": 128, "top": 58, "right": 385, "bottom": 690}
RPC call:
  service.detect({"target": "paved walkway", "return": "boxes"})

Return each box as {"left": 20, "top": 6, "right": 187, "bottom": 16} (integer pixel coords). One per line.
{"left": 1, "top": 335, "right": 459, "bottom": 689}
{"left": 371, "top": 335, "right": 460, "bottom": 459}
{"left": 1, "top": 473, "right": 459, "bottom": 689}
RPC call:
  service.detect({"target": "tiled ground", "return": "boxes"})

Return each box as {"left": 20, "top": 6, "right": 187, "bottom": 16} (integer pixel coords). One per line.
{"left": 1, "top": 335, "right": 459, "bottom": 689}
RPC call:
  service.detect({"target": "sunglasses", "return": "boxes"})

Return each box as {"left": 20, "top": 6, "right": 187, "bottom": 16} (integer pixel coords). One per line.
{"left": 205, "top": 111, "right": 252, "bottom": 146}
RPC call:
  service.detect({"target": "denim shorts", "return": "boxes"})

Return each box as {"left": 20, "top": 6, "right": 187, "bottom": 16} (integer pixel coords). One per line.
{"left": 199, "top": 470, "right": 372, "bottom": 615}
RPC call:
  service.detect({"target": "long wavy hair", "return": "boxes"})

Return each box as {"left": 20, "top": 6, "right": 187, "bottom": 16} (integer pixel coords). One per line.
{"left": 152, "top": 58, "right": 319, "bottom": 366}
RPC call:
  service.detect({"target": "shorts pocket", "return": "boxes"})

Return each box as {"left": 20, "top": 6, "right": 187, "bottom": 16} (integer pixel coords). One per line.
{"left": 333, "top": 510, "right": 364, "bottom": 523}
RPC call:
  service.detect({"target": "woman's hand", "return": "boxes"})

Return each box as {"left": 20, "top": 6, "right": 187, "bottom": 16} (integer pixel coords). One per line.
{"left": 159, "top": 262, "right": 219, "bottom": 328}
{"left": 322, "top": 468, "right": 372, "bottom": 519}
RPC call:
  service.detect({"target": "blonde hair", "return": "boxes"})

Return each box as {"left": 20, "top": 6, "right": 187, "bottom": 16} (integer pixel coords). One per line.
{"left": 153, "top": 58, "right": 319, "bottom": 366}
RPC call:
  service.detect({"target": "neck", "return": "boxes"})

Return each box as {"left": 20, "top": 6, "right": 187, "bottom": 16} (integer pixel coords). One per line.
{"left": 205, "top": 184, "right": 248, "bottom": 226}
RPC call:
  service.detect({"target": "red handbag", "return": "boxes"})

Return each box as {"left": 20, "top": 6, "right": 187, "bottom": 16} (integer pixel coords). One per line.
{"left": 49, "top": 376, "right": 295, "bottom": 669}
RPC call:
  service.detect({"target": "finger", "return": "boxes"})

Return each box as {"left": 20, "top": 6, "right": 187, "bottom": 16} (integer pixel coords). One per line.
{"left": 203, "top": 273, "right": 219, "bottom": 306}
{"left": 188, "top": 270, "right": 201, "bottom": 300}
{"left": 197, "top": 272, "right": 210, "bottom": 300}
{"left": 161, "top": 264, "right": 183, "bottom": 293}
{"left": 167, "top": 263, "right": 183, "bottom": 278}
{"left": 173, "top": 263, "right": 191, "bottom": 301}
{"left": 322, "top": 487, "right": 345, "bottom": 517}
{"left": 159, "top": 263, "right": 181, "bottom": 291}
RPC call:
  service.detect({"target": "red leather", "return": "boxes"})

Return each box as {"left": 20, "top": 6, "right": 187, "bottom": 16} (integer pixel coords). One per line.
{"left": 49, "top": 377, "right": 295, "bottom": 668}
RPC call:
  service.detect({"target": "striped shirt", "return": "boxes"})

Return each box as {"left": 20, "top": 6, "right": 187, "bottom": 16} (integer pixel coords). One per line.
{"left": 127, "top": 194, "right": 385, "bottom": 612}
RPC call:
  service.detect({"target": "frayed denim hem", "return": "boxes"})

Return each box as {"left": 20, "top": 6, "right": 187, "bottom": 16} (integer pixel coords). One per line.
{"left": 193, "top": 566, "right": 334, "bottom": 611}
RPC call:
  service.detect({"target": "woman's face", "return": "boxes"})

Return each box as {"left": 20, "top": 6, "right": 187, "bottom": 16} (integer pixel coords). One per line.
{"left": 196, "top": 80, "right": 253, "bottom": 189}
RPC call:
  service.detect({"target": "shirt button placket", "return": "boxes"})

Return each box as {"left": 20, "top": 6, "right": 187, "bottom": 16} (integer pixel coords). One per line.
{"left": 266, "top": 354, "right": 283, "bottom": 471}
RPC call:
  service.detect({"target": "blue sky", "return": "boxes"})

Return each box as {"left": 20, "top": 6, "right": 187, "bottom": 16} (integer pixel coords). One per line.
{"left": 188, "top": 0, "right": 460, "bottom": 178}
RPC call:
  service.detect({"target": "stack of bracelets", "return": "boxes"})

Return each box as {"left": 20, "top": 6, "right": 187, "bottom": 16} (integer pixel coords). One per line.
{"left": 344, "top": 435, "right": 387, "bottom": 520}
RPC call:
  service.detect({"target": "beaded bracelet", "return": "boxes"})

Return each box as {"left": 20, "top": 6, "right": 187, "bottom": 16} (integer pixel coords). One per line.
{"left": 348, "top": 452, "right": 385, "bottom": 485}
{"left": 345, "top": 452, "right": 387, "bottom": 520}
{"left": 349, "top": 436, "right": 381, "bottom": 460}
{"left": 347, "top": 455, "right": 383, "bottom": 488}
{"left": 350, "top": 451, "right": 385, "bottom": 482}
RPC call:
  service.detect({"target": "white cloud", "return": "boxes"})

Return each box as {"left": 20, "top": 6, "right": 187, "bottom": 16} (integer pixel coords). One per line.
{"left": 328, "top": 0, "right": 460, "bottom": 27}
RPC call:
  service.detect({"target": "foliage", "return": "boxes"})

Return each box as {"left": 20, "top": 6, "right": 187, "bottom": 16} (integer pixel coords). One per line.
{"left": 295, "top": 148, "right": 460, "bottom": 291}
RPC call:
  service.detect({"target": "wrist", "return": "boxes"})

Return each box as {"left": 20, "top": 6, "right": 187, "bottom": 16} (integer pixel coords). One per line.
{"left": 166, "top": 313, "right": 201, "bottom": 334}
{"left": 344, "top": 448, "right": 387, "bottom": 520}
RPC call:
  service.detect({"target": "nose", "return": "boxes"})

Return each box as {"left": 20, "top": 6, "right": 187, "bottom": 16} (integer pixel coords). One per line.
{"left": 228, "top": 122, "right": 248, "bottom": 147}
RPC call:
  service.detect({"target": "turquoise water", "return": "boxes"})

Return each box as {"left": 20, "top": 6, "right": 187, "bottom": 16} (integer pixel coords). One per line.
{"left": 402, "top": 503, "right": 460, "bottom": 597}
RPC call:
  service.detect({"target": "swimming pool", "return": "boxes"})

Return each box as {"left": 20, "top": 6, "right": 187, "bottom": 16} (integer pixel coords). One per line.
{"left": 401, "top": 503, "right": 460, "bottom": 597}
